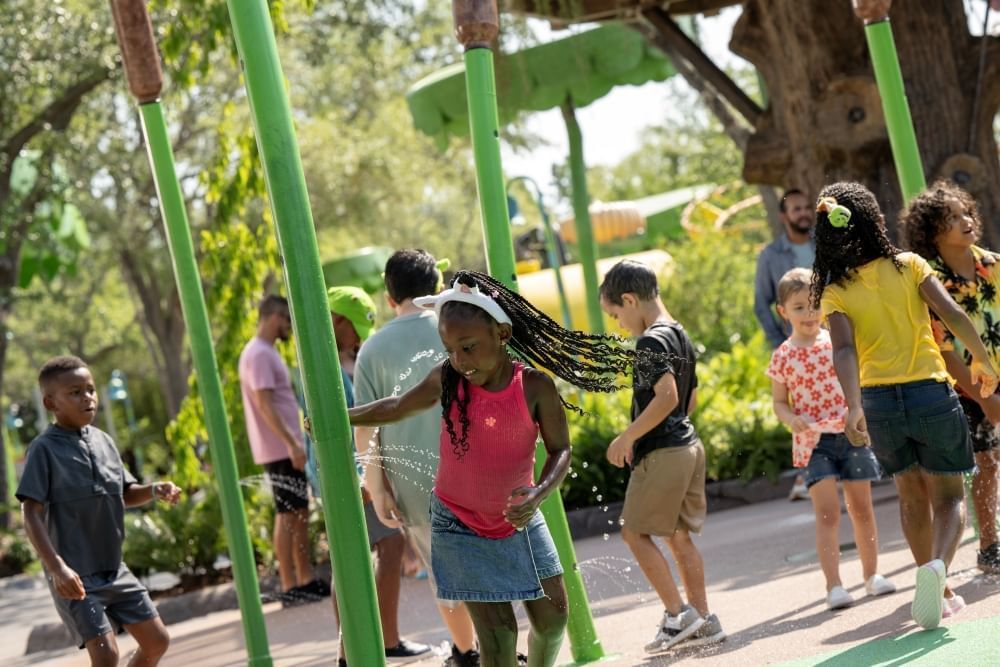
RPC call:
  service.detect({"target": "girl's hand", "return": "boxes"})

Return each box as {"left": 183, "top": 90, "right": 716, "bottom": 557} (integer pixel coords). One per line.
{"left": 153, "top": 481, "right": 182, "bottom": 505}
{"left": 606, "top": 434, "right": 635, "bottom": 468}
{"left": 845, "top": 406, "right": 869, "bottom": 447}
{"left": 970, "top": 359, "right": 999, "bottom": 398}
{"left": 789, "top": 416, "right": 812, "bottom": 434}
{"left": 504, "top": 486, "right": 542, "bottom": 529}
{"left": 981, "top": 394, "right": 1000, "bottom": 425}
{"left": 52, "top": 559, "right": 85, "bottom": 600}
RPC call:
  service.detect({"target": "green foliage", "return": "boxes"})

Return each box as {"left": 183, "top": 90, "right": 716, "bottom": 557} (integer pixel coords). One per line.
{"left": 691, "top": 331, "right": 789, "bottom": 482}
{"left": 0, "top": 529, "right": 37, "bottom": 577}
{"left": 562, "top": 389, "right": 631, "bottom": 510}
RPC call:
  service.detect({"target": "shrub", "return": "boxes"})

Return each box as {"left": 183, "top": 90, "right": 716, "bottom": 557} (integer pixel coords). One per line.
{"left": 0, "top": 529, "right": 37, "bottom": 577}
{"left": 562, "top": 389, "right": 631, "bottom": 510}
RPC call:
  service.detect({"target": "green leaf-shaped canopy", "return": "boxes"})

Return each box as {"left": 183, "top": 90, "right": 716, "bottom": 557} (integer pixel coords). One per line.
{"left": 407, "top": 23, "right": 675, "bottom": 148}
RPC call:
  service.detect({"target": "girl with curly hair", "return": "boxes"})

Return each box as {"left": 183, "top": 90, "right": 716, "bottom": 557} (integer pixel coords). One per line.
{"left": 902, "top": 181, "right": 1000, "bottom": 577}
{"left": 811, "top": 182, "right": 998, "bottom": 629}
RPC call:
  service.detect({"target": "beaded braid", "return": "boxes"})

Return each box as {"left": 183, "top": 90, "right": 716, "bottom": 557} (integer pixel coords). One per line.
{"left": 810, "top": 181, "right": 903, "bottom": 311}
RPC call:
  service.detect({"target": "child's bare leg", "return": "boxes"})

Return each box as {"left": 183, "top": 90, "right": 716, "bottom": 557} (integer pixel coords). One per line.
{"left": 124, "top": 617, "right": 170, "bottom": 666}
{"left": 437, "top": 602, "right": 477, "bottom": 653}
{"left": 289, "top": 506, "right": 313, "bottom": 587}
{"left": 842, "top": 480, "right": 878, "bottom": 581}
{"left": 466, "top": 601, "right": 519, "bottom": 667}
{"left": 894, "top": 468, "right": 933, "bottom": 565}
{"left": 273, "top": 512, "right": 296, "bottom": 591}
{"left": 972, "top": 449, "right": 999, "bottom": 548}
{"left": 809, "top": 478, "right": 843, "bottom": 590}
{"left": 924, "top": 472, "right": 967, "bottom": 568}
{"left": 665, "top": 528, "right": 708, "bottom": 616}
{"left": 621, "top": 526, "right": 683, "bottom": 614}
{"left": 523, "top": 576, "right": 568, "bottom": 667}
{"left": 373, "top": 531, "right": 405, "bottom": 647}
{"left": 85, "top": 631, "right": 119, "bottom": 667}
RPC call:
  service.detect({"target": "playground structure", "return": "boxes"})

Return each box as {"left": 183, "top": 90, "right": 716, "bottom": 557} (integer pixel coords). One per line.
{"left": 99, "top": 0, "right": 970, "bottom": 665}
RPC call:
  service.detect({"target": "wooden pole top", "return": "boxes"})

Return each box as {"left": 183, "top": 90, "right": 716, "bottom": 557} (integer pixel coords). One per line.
{"left": 109, "top": 0, "right": 163, "bottom": 103}
{"left": 453, "top": 0, "right": 499, "bottom": 50}
{"left": 852, "top": 0, "right": 892, "bottom": 24}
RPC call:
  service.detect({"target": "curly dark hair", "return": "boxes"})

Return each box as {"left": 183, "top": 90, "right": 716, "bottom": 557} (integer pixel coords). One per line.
{"left": 439, "top": 270, "right": 642, "bottom": 458}
{"left": 901, "top": 180, "right": 982, "bottom": 261}
{"left": 810, "top": 182, "right": 902, "bottom": 309}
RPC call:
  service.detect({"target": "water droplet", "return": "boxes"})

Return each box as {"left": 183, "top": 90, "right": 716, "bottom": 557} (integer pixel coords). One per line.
{"left": 596, "top": 494, "right": 603, "bottom": 502}
{"left": 603, "top": 533, "right": 610, "bottom": 540}
{"left": 582, "top": 461, "right": 589, "bottom": 468}
{"left": 591, "top": 486, "right": 598, "bottom": 493}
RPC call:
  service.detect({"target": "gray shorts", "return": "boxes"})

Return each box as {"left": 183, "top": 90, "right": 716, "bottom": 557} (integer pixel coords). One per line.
{"left": 50, "top": 562, "right": 158, "bottom": 648}
{"left": 365, "top": 501, "right": 402, "bottom": 548}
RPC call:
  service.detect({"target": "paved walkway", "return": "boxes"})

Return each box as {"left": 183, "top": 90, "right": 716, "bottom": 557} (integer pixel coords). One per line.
{"left": 6, "top": 483, "right": 1000, "bottom": 666}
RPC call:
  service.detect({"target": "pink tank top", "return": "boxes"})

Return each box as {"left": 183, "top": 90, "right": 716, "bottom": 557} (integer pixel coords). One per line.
{"left": 434, "top": 363, "right": 539, "bottom": 539}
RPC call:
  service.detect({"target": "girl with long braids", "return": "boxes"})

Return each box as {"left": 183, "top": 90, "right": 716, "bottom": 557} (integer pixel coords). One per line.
{"left": 812, "top": 182, "right": 998, "bottom": 630}
{"left": 348, "top": 270, "right": 637, "bottom": 667}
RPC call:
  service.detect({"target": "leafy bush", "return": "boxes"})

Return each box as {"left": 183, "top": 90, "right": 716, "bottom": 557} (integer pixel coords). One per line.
{"left": 0, "top": 529, "right": 37, "bottom": 577}
{"left": 691, "top": 331, "right": 790, "bottom": 481}
{"left": 562, "top": 389, "right": 631, "bottom": 510}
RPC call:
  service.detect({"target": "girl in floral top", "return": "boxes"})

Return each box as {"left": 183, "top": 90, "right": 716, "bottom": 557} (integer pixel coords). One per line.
{"left": 767, "top": 268, "right": 894, "bottom": 610}
{"left": 902, "top": 181, "right": 1000, "bottom": 577}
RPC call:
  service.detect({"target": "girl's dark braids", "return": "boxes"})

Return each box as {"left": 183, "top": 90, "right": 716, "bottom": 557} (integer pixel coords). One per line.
{"left": 810, "top": 182, "right": 903, "bottom": 310}
{"left": 439, "top": 360, "right": 472, "bottom": 458}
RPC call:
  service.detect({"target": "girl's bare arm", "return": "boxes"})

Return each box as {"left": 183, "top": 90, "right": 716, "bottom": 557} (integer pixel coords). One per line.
{"left": 349, "top": 362, "right": 443, "bottom": 426}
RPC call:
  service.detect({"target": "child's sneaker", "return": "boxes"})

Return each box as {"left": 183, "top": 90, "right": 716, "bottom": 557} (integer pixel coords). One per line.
{"left": 912, "top": 559, "right": 946, "bottom": 629}
{"left": 442, "top": 643, "right": 480, "bottom": 667}
{"left": 644, "top": 604, "right": 705, "bottom": 653}
{"left": 977, "top": 542, "right": 1000, "bottom": 574}
{"left": 942, "top": 594, "right": 966, "bottom": 619}
{"left": 826, "top": 586, "right": 854, "bottom": 610}
{"left": 788, "top": 476, "right": 809, "bottom": 501}
{"left": 864, "top": 574, "right": 897, "bottom": 597}
{"left": 385, "top": 639, "right": 431, "bottom": 662}
{"left": 684, "top": 613, "right": 726, "bottom": 647}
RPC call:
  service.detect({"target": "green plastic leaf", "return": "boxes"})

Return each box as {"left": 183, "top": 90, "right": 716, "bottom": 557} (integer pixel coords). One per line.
{"left": 9, "top": 151, "right": 40, "bottom": 197}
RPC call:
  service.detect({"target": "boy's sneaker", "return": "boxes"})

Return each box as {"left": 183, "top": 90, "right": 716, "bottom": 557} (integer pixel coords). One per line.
{"left": 442, "top": 643, "right": 480, "bottom": 667}
{"left": 942, "top": 594, "right": 966, "bottom": 619}
{"left": 684, "top": 613, "right": 727, "bottom": 647}
{"left": 788, "top": 476, "right": 809, "bottom": 501}
{"left": 299, "top": 578, "right": 331, "bottom": 598}
{"left": 385, "top": 639, "right": 432, "bottom": 662}
{"left": 977, "top": 542, "right": 1000, "bottom": 574}
{"left": 826, "top": 586, "right": 854, "bottom": 610}
{"left": 912, "top": 559, "right": 946, "bottom": 629}
{"left": 864, "top": 574, "right": 897, "bottom": 597}
{"left": 644, "top": 604, "right": 705, "bottom": 654}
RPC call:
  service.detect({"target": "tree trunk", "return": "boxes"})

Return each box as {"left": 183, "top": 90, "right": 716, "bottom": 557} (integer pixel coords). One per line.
{"left": 730, "top": 0, "right": 1000, "bottom": 242}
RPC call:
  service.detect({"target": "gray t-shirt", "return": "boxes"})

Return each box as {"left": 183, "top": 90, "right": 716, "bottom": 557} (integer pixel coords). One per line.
{"left": 790, "top": 241, "right": 815, "bottom": 270}
{"left": 353, "top": 311, "right": 443, "bottom": 526}
{"left": 16, "top": 424, "right": 137, "bottom": 576}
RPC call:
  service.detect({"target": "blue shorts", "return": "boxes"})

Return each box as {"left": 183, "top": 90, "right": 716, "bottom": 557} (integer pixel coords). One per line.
{"left": 429, "top": 494, "right": 562, "bottom": 603}
{"left": 804, "top": 433, "right": 881, "bottom": 488}
{"left": 861, "top": 380, "right": 974, "bottom": 476}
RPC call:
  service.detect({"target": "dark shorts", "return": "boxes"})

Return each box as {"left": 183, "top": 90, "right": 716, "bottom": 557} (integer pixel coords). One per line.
{"left": 959, "top": 396, "right": 1000, "bottom": 454}
{"left": 804, "top": 433, "right": 882, "bottom": 488}
{"left": 862, "top": 380, "right": 974, "bottom": 476}
{"left": 50, "top": 562, "right": 158, "bottom": 648}
{"left": 263, "top": 458, "right": 309, "bottom": 513}
{"left": 365, "top": 501, "right": 402, "bottom": 549}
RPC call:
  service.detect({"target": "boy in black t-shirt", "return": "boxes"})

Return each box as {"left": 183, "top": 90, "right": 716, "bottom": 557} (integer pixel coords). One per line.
{"left": 17, "top": 356, "right": 181, "bottom": 665}
{"left": 600, "top": 260, "right": 726, "bottom": 654}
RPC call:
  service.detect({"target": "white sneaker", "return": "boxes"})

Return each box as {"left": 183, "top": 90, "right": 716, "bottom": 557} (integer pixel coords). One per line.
{"left": 942, "top": 594, "right": 966, "bottom": 619}
{"left": 864, "top": 574, "right": 897, "bottom": 597}
{"left": 788, "top": 479, "right": 809, "bottom": 501}
{"left": 644, "top": 605, "right": 705, "bottom": 654}
{"left": 912, "top": 559, "right": 946, "bottom": 629}
{"left": 826, "top": 585, "right": 854, "bottom": 610}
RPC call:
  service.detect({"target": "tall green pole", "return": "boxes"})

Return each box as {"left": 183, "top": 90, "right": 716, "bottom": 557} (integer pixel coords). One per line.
{"left": 853, "top": 1, "right": 926, "bottom": 201}
{"left": 560, "top": 100, "right": 604, "bottom": 334}
{"left": 454, "top": 2, "right": 606, "bottom": 662}
{"left": 107, "top": 3, "right": 271, "bottom": 663}
{"left": 222, "top": 2, "right": 385, "bottom": 665}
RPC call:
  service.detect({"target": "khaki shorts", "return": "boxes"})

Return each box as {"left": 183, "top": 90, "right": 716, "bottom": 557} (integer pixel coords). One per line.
{"left": 621, "top": 440, "right": 707, "bottom": 536}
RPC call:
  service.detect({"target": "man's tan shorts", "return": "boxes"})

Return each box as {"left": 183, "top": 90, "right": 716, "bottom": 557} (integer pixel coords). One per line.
{"left": 621, "top": 439, "right": 707, "bottom": 536}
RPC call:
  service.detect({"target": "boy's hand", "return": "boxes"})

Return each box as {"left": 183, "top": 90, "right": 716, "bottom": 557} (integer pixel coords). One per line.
{"left": 368, "top": 487, "right": 403, "bottom": 529}
{"left": 845, "top": 406, "right": 870, "bottom": 447}
{"left": 606, "top": 434, "right": 635, "bottom": 468}
{"left": 154, "top": 481, "right": 182, "bottom": 505}
{"left": 789, "top": 416, "right": 812, "bottom": 434}
{"left": 504, "top": 486, "right": 542, "bottom": 529}
{"left": 971, "top": 359, "right": 999, "bottom": 398}
{"left": 288, "top": 442, "right": 307, "bottom": 471}
{"left": 51, "top": 560, "right": 85, "bottom": 600}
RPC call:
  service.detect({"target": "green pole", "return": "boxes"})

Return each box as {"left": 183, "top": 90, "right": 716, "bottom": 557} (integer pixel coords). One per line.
{"left": 139, "top": 102, "right": 273, "bottom": 665}
{"left": 857, "top": 11, "right": 926, "bottom": 201}
{"left": 455, "top": 1, "right": 605, "bottom": 661}
{"left": 222, "top": 2, "right": 384, "bottom": 664}
{"left": 108, "top": 2, "right": 271, "bottom": 662}
{"left": 560, "top": 100, "right": 604, "bottom": 334}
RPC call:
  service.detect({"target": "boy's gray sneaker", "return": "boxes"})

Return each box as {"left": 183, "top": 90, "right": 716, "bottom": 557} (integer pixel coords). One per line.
{"left": 644, "top": 604, "right": 705, "bottom": 654}
{"left": 684, "top": 613, "right": 727, "bottom": 647}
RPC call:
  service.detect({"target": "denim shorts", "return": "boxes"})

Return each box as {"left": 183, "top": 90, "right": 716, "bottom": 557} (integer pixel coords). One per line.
{"left": 804, "top": 433, "right": 881, "bottom": 488}
{"left": 429, "top": 494, "right": 563, "bottom": 602}
{"left": 861, "top": 380, "right": 974, "bottom": 476}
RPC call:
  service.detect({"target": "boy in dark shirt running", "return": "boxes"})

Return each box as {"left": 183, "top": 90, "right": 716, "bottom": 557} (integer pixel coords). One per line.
{"left": 600, "top": 260, "right": 726, "bottom": 655}
{"left": 17, "top": 355, "right": 181, "bottom": 666}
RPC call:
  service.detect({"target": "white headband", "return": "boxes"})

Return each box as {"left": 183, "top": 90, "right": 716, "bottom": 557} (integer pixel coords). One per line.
{"left": 413, "top": 283, "right": 512, "bottom": 326}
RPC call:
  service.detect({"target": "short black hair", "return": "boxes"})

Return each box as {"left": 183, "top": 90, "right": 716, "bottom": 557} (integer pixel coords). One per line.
{"left": 384, "top": 249, "right": 439, "bottom": 303}
{"left": 258, "top": 294, "right": 288, "bottom": 319}
{"left": 599, "top": 260, "right": 659, "bottom": 306}
{"left": 38, "top": 355, "right": 88, "bottom": 390}
{"left": 780, "top": 188, "right": 806, "bottom": 213}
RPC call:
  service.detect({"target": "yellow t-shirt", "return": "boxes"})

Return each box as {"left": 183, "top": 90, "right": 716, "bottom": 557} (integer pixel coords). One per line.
{"left": 820, "top": 252, "right": 950, "bottom": 387}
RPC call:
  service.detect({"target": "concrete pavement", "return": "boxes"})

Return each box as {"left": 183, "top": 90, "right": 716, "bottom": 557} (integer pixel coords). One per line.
{"left": 6, "top": 483, "right": 1000, "bottom": 666}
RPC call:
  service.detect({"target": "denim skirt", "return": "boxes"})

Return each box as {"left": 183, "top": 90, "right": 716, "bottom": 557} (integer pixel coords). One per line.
{"left": 429, "top": 494, "right": 563, "bottom": 602}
